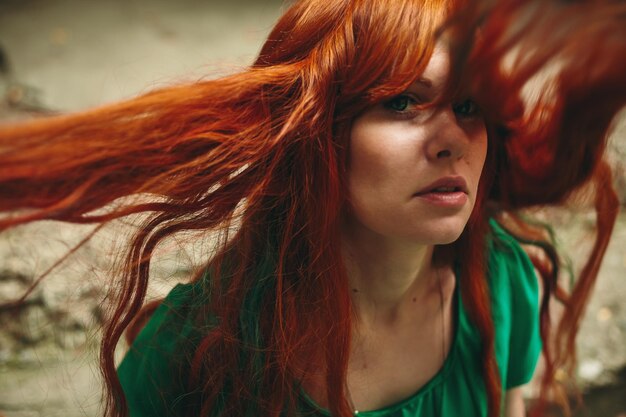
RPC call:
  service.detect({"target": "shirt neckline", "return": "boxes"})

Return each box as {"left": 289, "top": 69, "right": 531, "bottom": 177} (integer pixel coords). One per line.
{"left": 299, "top": 276, "right": 462, "bottom": 416}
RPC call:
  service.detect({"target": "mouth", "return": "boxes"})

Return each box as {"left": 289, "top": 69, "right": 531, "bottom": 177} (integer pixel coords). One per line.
{"left": 413, "top": 176, "right": 470, "bottom": 208}
{"left": 414, "top": 176, "right": 469, "bottom": 196}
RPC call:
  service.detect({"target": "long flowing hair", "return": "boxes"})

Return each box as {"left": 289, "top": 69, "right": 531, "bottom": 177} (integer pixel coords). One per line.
{"left": 0, "top": 0, "right": 625, "bottom": 416}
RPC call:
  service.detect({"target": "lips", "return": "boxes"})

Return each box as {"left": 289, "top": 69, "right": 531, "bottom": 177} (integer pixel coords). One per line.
{"left": 414, "top": 176, "right": 469, "bottom": 196}
{"left": 413, "top": 176, "right": 469, "bottom": 208}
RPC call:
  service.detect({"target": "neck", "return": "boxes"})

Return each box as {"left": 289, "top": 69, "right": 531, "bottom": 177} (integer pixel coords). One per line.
{"left": 341, "top": 219, "right": 443, "bottom": 326}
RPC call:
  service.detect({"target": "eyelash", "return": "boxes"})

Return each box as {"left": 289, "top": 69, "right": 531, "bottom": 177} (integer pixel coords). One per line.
{"left": 382, "top": 95, "right": 481, "bottom": 120}
{"left": 383, "top": 95, "right": 420, "bottom": 117}
{"left": 452, "top": 99, "right": 481, "bottom": 119}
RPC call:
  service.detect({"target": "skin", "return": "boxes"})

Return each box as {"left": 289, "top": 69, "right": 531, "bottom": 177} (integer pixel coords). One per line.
{"left": 504, "top": 388, "right": 527, "bottom": 417}
{"left": 339, "top": 47, "right": 528, "bottom": 416}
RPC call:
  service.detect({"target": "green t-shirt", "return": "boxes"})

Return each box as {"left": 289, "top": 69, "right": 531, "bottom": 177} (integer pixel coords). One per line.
{"left": 118, "top": 221, "right": 542, "bottom": 416}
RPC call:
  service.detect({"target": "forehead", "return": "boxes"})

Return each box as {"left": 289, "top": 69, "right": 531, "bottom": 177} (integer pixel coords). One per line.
{"left": 412, "top": 46, "right": 451, "bottom": 90}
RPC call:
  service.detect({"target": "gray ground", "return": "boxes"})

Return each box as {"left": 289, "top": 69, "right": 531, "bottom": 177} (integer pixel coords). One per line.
{"left": 0, "top": 1, "right": 625, "bottom": 416}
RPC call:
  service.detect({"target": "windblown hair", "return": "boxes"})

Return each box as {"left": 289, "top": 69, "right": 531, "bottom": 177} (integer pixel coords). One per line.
{"left": 0, "top": 0, "right": 625, "bottom": 416}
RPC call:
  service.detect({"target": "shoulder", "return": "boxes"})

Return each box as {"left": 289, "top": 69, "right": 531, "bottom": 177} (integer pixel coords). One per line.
{"left": 486, "top": 219, "right": 542, "bottom": 389}
{"left": 486, "top": 219, "right": 537, "bottom": 288}
{"left": 485, "top": 218, "right": 540, "bottom": 316}
{"left": 117, "top": 282, "right": 209, "bottom": 416}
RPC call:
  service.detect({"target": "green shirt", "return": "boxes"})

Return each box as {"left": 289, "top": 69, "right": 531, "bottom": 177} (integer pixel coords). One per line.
{"left": 118, "top": 221, "right": 542, "bottom": 416}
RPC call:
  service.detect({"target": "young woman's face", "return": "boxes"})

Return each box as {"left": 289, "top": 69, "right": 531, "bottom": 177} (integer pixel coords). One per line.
{"left": 346, "top": 47, "right": 488, "bottom": 245}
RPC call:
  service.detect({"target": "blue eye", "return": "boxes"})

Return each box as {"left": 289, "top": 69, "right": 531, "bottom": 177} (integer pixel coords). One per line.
{"left": 453, "top": 99, "right": 480, "bottom": 117}
{"left": 384, "top": 95, "right": 416, "bottom": 112}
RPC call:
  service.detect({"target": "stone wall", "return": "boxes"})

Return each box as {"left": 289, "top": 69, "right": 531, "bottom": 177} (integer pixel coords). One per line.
{"left": 0, "top": 1, "right": 625, "bottom": 416}
{"left": 0, "top": 220, "right": 206, "bottom": 417}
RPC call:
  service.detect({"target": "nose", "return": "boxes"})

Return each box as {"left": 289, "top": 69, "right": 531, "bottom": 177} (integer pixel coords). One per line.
{"left": 424, "top": 108, "right": 470, "bottom": 162}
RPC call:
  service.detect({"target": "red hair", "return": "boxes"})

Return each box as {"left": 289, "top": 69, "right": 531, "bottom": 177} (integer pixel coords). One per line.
{"left": 0, "top": 0, "right": 625, "bottom": 416}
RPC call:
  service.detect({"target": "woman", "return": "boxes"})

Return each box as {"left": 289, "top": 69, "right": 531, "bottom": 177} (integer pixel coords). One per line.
{"left": 1, "top": 0, "right": 625, "bottom": 416}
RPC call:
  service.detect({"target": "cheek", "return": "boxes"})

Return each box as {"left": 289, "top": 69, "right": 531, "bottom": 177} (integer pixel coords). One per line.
{"left": 469, "top": 130, "right": 488, "bottom": 176}
{"left": 346, "top": 120, "right": 402, "bottom": 217}
{"left": 348, "top": 119, "right": 415, "bottom": 185}
{"left": 349, "top": 124, "right": 384, "bottom": 189}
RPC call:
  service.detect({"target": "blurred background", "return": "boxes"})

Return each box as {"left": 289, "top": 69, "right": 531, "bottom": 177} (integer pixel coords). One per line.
{"left": 0, "top": 0, "right": 624, "bottom": 416}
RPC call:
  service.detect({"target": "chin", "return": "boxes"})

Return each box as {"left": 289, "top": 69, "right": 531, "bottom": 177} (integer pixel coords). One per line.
{"left": 411, "top": 216, "right": 469, "bottom": 245}
{"left": 433, "top": 229, "right": 465, "bottom": 245}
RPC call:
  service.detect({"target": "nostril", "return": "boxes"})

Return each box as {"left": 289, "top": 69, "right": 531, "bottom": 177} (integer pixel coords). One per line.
{"left": 436, "top": 150, "right": 451, "bottom": 158}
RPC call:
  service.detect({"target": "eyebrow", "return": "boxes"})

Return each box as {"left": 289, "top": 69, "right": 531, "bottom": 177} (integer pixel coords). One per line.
{"left": 416, "top": 77, "right": 432, "bottom": 88}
